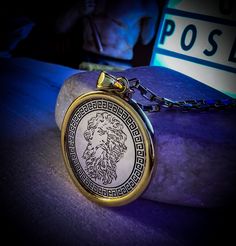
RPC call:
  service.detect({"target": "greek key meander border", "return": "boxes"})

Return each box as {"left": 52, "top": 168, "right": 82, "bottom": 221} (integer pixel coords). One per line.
{"left": 67, "top": 99, "right": 145, "bottom": 197}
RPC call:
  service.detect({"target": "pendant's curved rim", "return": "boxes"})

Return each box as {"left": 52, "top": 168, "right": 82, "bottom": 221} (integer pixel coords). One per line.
{"left": 61, "top": 91, "right": 155, "bottom": 206}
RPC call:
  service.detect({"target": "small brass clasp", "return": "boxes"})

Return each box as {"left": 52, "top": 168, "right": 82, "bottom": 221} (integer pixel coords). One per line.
{"left": 96, "top": 71, "right": 133, "bottom": 100}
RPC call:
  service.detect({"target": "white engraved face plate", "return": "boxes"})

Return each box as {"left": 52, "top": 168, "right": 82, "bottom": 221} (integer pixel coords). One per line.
{"left": 66, "top": 99, "right": 145, "bottom": 198}
{"left": 76, "top": 110, "right": 135, "bottom": 187}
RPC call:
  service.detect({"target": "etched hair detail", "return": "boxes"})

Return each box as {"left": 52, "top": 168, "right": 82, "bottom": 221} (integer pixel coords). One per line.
{"left": 82, "top": 112, "right": 127, "bottom": 185}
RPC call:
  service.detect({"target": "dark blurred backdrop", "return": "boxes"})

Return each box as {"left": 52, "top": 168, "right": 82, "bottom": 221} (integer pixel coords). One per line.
{"left": 0, "top": 0, "right": 166, "bottom": 69}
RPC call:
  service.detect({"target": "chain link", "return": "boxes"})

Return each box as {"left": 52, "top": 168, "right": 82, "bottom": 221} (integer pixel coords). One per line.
{"left": 128, "top": 78, "right": 236, "bottom": 112}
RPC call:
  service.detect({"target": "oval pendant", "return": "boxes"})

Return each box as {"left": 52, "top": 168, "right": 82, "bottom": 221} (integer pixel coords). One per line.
{"left": 61, "top": 91, "right": 155, "bottom": 206}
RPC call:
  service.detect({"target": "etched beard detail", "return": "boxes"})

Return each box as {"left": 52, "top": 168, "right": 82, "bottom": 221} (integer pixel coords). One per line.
{"left": 82, "top": 112, "right": 127, "bottom": 185}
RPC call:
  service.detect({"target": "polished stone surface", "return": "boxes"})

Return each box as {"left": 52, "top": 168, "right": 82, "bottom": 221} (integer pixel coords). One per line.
{"left": 1, "top": 57, "right": 235, "bottom": 245}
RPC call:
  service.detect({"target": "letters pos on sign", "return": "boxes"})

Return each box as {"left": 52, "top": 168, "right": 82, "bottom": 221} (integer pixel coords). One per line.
{"left": 61, "top": 72, "right": 155, "bottom": 206}
{"left": 150, "top": 0, "right": 236, "bottom": 98}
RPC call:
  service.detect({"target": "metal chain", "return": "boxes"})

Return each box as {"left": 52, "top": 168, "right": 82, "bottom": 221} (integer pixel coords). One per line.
{"left": 127, "top": 78, "right": 236, "bottom": 112}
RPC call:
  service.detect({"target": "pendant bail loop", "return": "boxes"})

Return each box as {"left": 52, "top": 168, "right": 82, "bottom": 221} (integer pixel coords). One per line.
{"left": 96, "top": 71, "right": 133, "bottom": 99}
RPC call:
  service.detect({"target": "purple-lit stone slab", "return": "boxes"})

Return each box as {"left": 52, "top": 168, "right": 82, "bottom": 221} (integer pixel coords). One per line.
{"left": 55, "top": 66, "right": 236, "bottom": 208}
{"left": 2, "top": 58, "right": 233, "bottom": 244}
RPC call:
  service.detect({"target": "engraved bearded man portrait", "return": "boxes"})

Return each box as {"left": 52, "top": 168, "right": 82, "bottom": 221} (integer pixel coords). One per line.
{"left": 82, "top": 112, "right": 127, "bottom": 185}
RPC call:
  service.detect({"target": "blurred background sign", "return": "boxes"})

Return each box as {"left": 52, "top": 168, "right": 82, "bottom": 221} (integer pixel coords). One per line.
{"left": 150, "top": 0, "right": 236, "bottom": 98}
